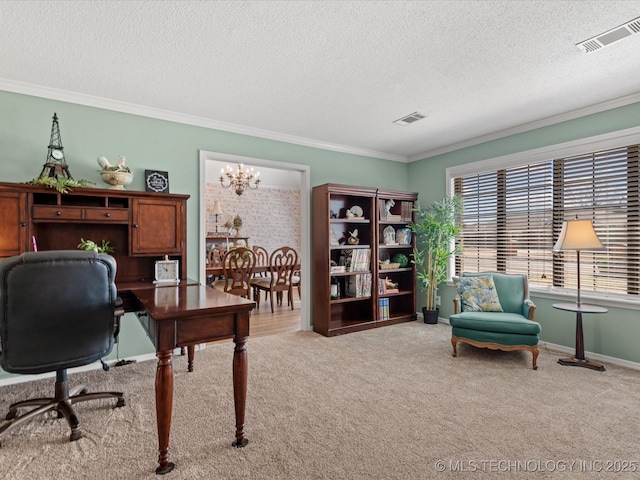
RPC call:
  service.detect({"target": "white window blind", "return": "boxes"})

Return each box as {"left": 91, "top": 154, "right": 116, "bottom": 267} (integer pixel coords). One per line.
{"left": 454, "top": 144, "right": 639, "bottom": 297}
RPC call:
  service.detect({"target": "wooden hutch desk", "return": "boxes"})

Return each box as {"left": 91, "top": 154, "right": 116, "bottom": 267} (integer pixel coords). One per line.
{"left": 0, "top": 182, "right": 254, "bottom": 474}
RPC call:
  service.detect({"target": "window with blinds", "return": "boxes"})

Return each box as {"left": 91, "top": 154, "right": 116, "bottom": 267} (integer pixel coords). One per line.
{"left": 453, "top": 144, "right": 639, "bottom": 297}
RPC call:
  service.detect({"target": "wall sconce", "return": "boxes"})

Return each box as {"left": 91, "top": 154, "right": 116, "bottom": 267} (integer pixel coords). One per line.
{"left": 220, "top": 164, "right": 260, "bottom": 196}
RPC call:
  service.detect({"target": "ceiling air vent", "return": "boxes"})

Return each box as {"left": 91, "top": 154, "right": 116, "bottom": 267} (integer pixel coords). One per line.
{"left": 576, "top": 16, "right": 640, "bottom": 53}
{"left": 392, "top": 112, "right": 426, "bottom": 126}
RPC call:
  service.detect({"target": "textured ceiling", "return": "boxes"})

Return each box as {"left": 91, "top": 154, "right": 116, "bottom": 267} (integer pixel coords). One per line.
{"left": 1, "top": 0, "right": 640, "bottom": 161}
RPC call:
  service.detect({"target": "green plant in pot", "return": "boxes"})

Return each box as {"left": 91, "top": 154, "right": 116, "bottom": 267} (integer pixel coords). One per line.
{"left": 77, "top": 238, "right": 115, "bottom": 254}
{"left": 409, "top": 196, "right": 462, "bottom": 324}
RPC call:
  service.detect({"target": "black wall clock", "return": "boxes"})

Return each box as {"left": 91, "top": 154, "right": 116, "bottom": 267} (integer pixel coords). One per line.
{"left": 145, "top": 170, "right": 170, "bottom": 193}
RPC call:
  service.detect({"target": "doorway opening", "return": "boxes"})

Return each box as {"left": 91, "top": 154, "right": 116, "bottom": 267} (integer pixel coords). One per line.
{"left": 198, "top": 150, "right": 311, "bottom": 332}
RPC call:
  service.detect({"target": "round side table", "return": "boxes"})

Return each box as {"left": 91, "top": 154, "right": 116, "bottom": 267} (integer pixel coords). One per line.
{"left": 553, "top": 303, "right": 608, "bottom": 371}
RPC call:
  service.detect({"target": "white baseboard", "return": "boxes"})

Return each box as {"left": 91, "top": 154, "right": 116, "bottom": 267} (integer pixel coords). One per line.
{"left": 421, "top": 311, "right": 640, "bottom": 372}
{"left": 539, "top": 341, "right": 640, "bottom": 371}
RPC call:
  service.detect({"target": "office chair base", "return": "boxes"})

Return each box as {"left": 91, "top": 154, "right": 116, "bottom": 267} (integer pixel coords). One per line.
{"left": 0, "top": 380, "right": 125, "bottom": 446}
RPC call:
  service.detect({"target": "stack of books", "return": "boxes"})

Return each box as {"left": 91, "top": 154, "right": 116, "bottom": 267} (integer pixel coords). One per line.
{"left": 401, "top": 201, "right": 414, "bottom": 221}
{"left": 378, "top": 297, "right": 390, "bottom": 320}
{"left": 340, "top": 249, "right": 371, "bottom": 272}
{"left": 346, "top": 273, "right": 372, "bottom": 298}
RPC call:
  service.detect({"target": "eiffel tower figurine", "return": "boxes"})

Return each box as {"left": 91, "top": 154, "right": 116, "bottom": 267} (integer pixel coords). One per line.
{"left": 39, "top": 113, "right": 73, "bottom": 180}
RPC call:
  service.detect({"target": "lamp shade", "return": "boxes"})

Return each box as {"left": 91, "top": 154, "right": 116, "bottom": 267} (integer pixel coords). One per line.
{"left": 212, "top": 199, "right": 224, "bottom": 215}
{"left": 553, "top": 219, "right": 604, "bottom": 252}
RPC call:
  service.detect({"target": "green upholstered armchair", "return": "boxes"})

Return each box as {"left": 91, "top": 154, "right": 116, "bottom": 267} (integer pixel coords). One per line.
{"left": 449, "top": 272, "right": 541, "bottom": 369}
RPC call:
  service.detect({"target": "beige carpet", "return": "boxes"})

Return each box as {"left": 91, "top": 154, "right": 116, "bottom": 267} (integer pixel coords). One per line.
{"left": 1, "top": 322, "right": 639, "bottom": 480}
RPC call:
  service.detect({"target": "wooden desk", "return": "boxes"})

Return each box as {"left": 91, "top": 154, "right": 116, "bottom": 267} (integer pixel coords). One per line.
{"left": 123, "top": 283, "right": 255, "bottom": 474}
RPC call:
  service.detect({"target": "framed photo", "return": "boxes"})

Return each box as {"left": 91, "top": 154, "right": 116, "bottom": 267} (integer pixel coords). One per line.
{"left": 145, "top": 170, "right": 170, "bottom": 193}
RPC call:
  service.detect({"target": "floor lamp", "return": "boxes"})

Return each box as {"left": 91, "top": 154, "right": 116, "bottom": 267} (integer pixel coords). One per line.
{"left": 553, "top": 218, "right": 604, "bottom": 306}
{"left": 553, "top": 218, "right": 607, "bottom": 371}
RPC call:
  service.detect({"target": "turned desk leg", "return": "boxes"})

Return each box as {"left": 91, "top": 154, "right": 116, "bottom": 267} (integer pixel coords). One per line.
{"left": 187, "top": 345, "right": 195, "bottom": 372}
{"left": 155, "top": 350, "right": 175, "bottom": 474}
{"left": 232, "top": 334, "right": 249, "bottom": 448}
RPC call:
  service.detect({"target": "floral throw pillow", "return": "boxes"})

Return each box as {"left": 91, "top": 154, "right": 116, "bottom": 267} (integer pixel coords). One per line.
{"left": 453, "top": 275, "right": 503, "bottom": 312}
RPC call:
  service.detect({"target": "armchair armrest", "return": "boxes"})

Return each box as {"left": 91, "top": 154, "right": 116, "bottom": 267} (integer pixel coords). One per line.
{"left": 524, "top": 299, "right": 536, "bottom": 320}
{"left": 453, "top": 296, "right": 461, "bottom": 314}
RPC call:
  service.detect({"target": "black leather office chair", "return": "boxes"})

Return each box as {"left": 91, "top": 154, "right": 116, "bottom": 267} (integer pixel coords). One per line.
{"left": 0, "top": 250, "right": 126, "bottom": 445}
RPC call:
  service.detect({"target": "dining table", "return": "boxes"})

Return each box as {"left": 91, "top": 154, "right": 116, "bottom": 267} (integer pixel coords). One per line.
{"left": 205, "top": 264, "right": 300, "bottom": 278}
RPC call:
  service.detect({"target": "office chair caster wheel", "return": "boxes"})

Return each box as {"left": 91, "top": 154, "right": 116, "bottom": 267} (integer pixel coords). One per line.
{"left": 70, "top": 429, "right": 82, "bottom": 442}
{"left": 5, "top": 409, "right": 17, "bottom": 421}
{"left": 116, "top": 397, "right": 125, "bottom": 408}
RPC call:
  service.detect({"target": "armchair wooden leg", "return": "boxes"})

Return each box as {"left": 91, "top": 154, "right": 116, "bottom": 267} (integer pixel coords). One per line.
{"left": 532, "top": 346, "right": 539, "bottom": 370}
{"left": 451, "top": 336, "right": 458, "bottom": 357}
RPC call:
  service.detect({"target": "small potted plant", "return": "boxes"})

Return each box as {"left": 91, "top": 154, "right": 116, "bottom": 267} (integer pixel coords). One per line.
{"left": 98, "top": 155, "right": 133, "bottom": 190}
{"left": 233, "top": 214, "right": 243, "bottom": 236}
{"left": 409, "top": 196, "right": 462, "bottom": 324}
{"left": 77, "top": 238, "right": 115, "bottom": 254}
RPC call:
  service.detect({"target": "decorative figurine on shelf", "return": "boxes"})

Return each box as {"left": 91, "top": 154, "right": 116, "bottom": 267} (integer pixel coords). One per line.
{"left": 347, "top": 229, "right": 360, "bottom": 245}
{"left": 98, "top": 155, "right": 133, "bottom": 190}
{"left": 27, "top": 113, "right": 94, "bottom": 193}
{"left": 383, "top": 225, "right": 397, "bottom": 244}
{"left": 330, "top": 228, "right": 340, "bottom": 246}
{"left": 40, "top": 113, "right": 72, "bottom": 180}
{"left": 385, "top": 199, "right": 395, "bottom": 217}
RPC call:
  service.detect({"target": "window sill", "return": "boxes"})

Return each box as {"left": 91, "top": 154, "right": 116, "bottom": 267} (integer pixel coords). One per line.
{"left": 446, "top": 280, "right": 640, "bottom": 311}
{"left": 528, "top": 285, "right": 639, "bottom": 311}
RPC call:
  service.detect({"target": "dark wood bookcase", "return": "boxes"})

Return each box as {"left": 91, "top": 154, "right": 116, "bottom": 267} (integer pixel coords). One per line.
{"left": 312, "top": 184, "right": 417, "bottom": 336}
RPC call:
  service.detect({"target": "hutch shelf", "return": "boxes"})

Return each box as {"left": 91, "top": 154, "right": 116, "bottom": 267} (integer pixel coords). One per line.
{"left": 0, "top": 182, "right": 188, "bottom": 290}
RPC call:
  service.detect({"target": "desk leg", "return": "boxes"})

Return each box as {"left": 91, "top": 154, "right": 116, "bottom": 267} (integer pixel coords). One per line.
{"left": 155, "top": 350, "right": 176, "bottom": 474}
{"left": 187, "top": 345, "right": 195, "bottom": 372}
{"left": 232, "top": 333, "right": 249, "bottom": 448}
{"left": 558, "top": 312, "right": 605, "bottom": 371}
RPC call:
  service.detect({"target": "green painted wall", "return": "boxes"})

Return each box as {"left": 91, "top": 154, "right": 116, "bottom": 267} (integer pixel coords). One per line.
{"left": 0, "top": 89, "right": 408, "bottom": 380}
{"left": 1, "top": 88, "right": 638, "bottom": 375}
{"left": 408, "top": 101, "right": 640, "bottom": 364}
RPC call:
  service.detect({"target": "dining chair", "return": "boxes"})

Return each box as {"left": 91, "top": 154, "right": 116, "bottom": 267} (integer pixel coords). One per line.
{"left": 205, "top": 246, "right": 227, "bottom": 284}
{"left": 250, "top": 246, "right": 298, "bottom": 313}
{"left": 211, "top": 247, "right": 256, "bottom": 298}
{"left": 252, "top": 245, "right": 269, "bottom": 278}
{"left": 289, "top": 266, "right": 301, "bottom": 306}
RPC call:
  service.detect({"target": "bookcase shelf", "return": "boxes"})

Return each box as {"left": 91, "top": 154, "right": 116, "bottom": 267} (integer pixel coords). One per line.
{"left": 312, "top": 184, "right": 417, "bottom": 336}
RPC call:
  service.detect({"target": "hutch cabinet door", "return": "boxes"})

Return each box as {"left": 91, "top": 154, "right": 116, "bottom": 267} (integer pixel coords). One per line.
{"left": 131, "top": 198, "right": 184, "bottom": 255}
{"left": 0, "top": 191, "right": 28, "bottom": 258}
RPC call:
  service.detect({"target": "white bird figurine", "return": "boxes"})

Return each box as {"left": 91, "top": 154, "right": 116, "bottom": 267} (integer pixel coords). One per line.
{"left": 97, "top": 156, "right": 111, "bottom": 169}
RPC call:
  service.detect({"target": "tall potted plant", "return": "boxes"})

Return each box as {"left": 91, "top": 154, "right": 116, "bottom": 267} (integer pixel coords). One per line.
{"left": 409, "top": 196, "right": 462, "bottom": 324}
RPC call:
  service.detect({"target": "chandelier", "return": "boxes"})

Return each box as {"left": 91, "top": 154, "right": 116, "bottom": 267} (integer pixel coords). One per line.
{"left": 220, "top": 164, "right": 261, "bottom": 196}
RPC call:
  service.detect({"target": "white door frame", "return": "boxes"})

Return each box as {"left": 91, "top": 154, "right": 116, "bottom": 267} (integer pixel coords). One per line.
{"left": 198, "top": 150, "right": 311, "bottom": 331}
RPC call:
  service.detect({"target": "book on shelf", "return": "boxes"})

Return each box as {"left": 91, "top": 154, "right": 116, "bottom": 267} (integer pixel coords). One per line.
{"left": 346, "top": 248, "right": 371, "bottom": 272}
{"left": 386, "top": 214, "right": 402, "bottom": 221}
{"left": 378, "top": 199, "right": 387, "bottom": 220}
{"left": 401, "top": 201, "right": 414, "bottom": 221}
{"left": 378, "top": 297, "right": 390, "bottom": 320}
{"left": 346, "top": 273, "right": 372, "bottom": 298}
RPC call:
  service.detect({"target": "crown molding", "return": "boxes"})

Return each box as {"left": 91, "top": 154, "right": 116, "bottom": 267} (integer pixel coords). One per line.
{"left": 0, "top": 78, "right": 407, "bottom": 163}
{"left": 409, "top": 92, "right": 640, "bottom": 162}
